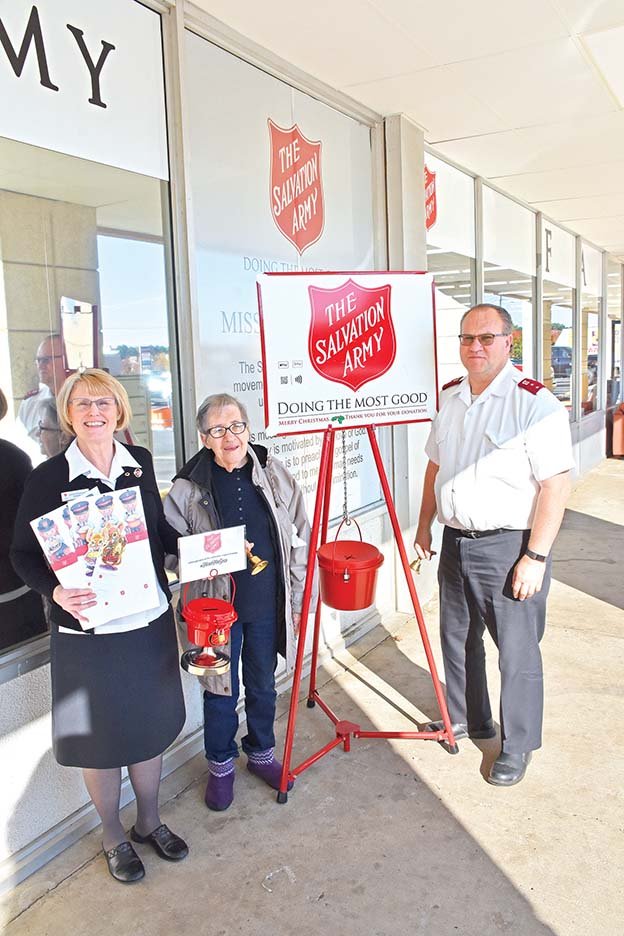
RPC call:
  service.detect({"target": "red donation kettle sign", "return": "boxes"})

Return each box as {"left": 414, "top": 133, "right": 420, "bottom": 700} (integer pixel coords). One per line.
{"left": 269, "top": 119, "right": 324, "bottom": 254}
{"left": 308, "top": 278, "right": 396, "bottom": 392}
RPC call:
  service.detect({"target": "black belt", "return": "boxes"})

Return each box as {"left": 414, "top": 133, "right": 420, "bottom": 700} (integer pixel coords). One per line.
{"left": 452, "top": 527, "right": 525, "bottom": 539}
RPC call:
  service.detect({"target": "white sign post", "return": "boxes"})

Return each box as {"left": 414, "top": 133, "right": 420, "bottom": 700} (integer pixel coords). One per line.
{"left": 257, "top": 272, "right": 438, "bottom": 436}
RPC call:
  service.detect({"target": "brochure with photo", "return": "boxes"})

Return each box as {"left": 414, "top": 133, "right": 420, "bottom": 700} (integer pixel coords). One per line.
{"left": 31, "top": 487, "right": 159, "bottom": 629}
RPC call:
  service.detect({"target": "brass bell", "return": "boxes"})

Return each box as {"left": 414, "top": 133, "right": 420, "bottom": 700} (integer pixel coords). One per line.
{"left": 410, "top": 557, "right": 423, "bottom": 575}
{"left": 246, "top": 545, "right": 269, "bottom": 576}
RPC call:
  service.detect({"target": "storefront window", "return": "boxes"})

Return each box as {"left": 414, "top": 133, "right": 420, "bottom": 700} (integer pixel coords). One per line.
{"left": 425, "top": 154, "right": 476, "bottom": 386}
{"left": 606, "top": 259, "right": 622, "bottom": 407}
{"left": 580, "top": 244, "right": 603, "bottom": 417}
{"left": 0, "top": 138, "right": 177, "bottom": 654}
{"left": 184, "top": 30, "right": 381, "bottom": 518}
{"left": 543, "top": 284, "right": 575, "bottom": 411}
{"left": 541, "top": 222, "right": 576, "bottom": 416}
{"left": 482, "top": 187, "right": 536, "bottom": 376}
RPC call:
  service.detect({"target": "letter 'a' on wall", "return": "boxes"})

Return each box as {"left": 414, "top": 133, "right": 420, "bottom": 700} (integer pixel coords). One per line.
{"left": 183, "top": 29, "right": 380, "bottom": 514}
{"left": 0, "top": 0, "right": 168, "bottom": 179}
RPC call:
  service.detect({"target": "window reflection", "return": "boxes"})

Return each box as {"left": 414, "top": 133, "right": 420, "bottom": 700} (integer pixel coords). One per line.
{"left": 427, "top": 248, "right": 475, "bottom": 386}
{"left": 0, "top": 137, "right": 177, "bottom": 654}
{"left": 543, "top": 282, "right": 575, "bottom": 415}
{"left": 581, "top": 294, "right": 600, "bottom": 416}
{"left": 607, "top": 260, "right": 622, "bottom": 407}
{"left": 484, "top": 264, "right": 535, "bottom": 377}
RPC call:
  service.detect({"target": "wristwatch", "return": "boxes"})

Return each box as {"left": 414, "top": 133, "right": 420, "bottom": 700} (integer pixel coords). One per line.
{"left": 525, "top": 547, "right": 548, "bottom": 562}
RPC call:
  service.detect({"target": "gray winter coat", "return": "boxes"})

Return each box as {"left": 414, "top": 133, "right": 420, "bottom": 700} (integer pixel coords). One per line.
{"left": 164, "top": 443, "right": 314, "bottom": 695}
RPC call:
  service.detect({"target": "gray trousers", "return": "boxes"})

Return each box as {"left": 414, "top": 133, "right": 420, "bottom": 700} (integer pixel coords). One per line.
{"left": 438, "top": 527, "right": 551, "bottom": 753}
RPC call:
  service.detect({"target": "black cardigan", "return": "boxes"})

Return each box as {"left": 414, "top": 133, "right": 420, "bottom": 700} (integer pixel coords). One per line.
{"left": 10, "top": 444, "right": 179, "bottom": 633}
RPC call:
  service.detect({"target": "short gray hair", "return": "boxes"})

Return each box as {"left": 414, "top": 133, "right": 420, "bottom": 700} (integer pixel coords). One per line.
{"left": 196, "top": 393, "right": 250, "bottom": 434}
{"left": 460, "top": 303, "right": 513, "bottom": 334}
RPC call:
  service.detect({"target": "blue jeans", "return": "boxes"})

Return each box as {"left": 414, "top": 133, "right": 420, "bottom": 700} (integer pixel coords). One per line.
{"left": 203, "top": 614, "right": 278, "bottom": 762}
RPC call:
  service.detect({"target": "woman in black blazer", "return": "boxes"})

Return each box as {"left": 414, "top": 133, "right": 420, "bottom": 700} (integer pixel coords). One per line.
{"left": 11, "top": 369, "right": 188, "bottom": 884}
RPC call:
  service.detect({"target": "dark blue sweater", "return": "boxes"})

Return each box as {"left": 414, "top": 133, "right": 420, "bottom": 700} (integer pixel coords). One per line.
{"left": 211, "top": 459, "right": 277, "bottom": 622}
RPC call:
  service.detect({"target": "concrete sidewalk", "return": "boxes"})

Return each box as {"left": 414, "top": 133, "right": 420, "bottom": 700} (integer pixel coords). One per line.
{"left": 2, "top": 460, "right": 623, "bottom": 936}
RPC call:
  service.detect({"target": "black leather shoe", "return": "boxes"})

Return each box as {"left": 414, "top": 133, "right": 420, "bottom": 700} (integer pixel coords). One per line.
{"left": 426, "top": 720, "right": 496, "bottom": 741}
{"left": 487, "top": 751, "right": 532, "bottom": 786}
{"left": 130, "top": 824, "right": 189, "bottom": 861}
{"left": 103, "top": 841, "right": 145, "bottom": 883}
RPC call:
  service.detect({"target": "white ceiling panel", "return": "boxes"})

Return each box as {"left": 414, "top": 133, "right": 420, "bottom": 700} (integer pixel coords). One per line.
{"left": 492, "top": 160, "right": 624, "bottom": 203}
{"left": 346, "top": 69, "right": 507, "bottom": 138}
{"left": 554, "top": 0, "right": 624, "bottom": 34}
{"left": 440, "top": 38, "right": 615, "bottom": 128}
{"left": 532, "top": 193, "right": 624, "bottom": 220}
{"left": 184, "top": 1, "right": 624, "bottom": 256}
{"left": 189, "top": 0, "right": 434, "bottom": 87}
{"left": 559, "top": 215, "right": 624, "bottom": 247}
{"left": 434, "top": 111, "right": 624, "bottom": 177}
{"left": 373, "top": 0, "right": 569, "bottom": 65}
{"left": 583, "top": 25, "right": 624, "bottom": 105}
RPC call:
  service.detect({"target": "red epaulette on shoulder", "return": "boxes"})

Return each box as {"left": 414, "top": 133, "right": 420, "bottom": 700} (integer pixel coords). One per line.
{"left": 518, "top": 377, "right": 545, "bottom": 395}
{"left": 23, "top": 388, "right": 39, "bottom": 399}
{"left": 441, "top": 376, "right": 463, "bottom": 391}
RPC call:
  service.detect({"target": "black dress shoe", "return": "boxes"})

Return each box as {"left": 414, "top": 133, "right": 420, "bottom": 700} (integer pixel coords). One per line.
{"left": 130, "top": 824, "right": 189, "bottom": 861}
{"left": 426, "top": 720, "right": 496, "bottom": 740}
{"left": 103, "top": 841, "right": 145, "bottom": 883}
{"left": 487, "top": 751, "right": 532, "bottom": 786}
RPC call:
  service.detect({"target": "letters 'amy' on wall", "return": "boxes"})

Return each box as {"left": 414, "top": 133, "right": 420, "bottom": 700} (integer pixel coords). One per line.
{"left": 0, "top": 0, "right": 168, "bottom": 180}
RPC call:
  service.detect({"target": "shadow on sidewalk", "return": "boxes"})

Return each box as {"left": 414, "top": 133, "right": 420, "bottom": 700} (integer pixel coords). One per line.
{"left": 552, "top": 509, "right": 623, "bottom": 610}
{"left": 4, "top": 618, "right": 555, "bottom": 936}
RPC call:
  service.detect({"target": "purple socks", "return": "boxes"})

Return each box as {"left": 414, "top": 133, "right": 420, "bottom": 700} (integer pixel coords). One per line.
{"left": 247, "top": 749, "right": 294, "bottom": 791}
{"left": 205, "top": 759, "right": 235, "bottom": 811}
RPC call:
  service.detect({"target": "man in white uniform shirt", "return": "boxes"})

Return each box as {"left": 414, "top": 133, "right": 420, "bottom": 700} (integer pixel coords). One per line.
{"left": 18, "top": 333, "right": 67, "bottom": 443}
{"left": 415, "top": 304, "right": 573, "bottom": 786}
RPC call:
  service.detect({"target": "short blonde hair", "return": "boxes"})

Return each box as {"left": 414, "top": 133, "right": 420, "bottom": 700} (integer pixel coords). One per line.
{"left": 56, "top": 369, "right": 132, "bottom": 435}
{"left": 0, "top": 388, "right": 7, "bottom": 422}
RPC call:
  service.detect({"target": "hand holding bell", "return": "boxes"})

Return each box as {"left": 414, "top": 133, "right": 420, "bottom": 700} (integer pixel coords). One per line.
{"left": 245, "top": 540, "right": 268, "bottom": 575}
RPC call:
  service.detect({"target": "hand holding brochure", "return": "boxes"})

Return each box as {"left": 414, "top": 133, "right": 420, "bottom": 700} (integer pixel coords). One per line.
{"left": 31, "top": 487, "right": 159, "bottom": 629}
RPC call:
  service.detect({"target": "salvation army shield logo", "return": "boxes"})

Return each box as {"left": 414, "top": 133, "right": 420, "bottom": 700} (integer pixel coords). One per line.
{"left": 308, "top": 279, "right": 396, "bottom": 392}
{"left": 204, "top": 532, "right": 222, "bottom": 554}
{"left": 424, "top": 165, "right": 437, "bottom": 230}
{"left": 268, "top": 119, "right": 324, "bottom": 255}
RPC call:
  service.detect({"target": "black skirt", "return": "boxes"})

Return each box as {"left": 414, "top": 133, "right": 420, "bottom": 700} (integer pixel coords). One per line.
{"left": 50, "top": 607, "right": 185, "bottom": 769}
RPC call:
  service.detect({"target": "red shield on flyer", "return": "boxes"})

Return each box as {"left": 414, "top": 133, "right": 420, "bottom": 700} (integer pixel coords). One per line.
{"left": 268, "top": 119, "right": 324, "bottom": 255}
{"left": 204, "top": 533, "right": 222, "bottom": 554}
{"left": 308, "top": 278, "right": 396, "bottom": 392}
{"left": 424, "top": 165, "right": 437, "bottom": 230}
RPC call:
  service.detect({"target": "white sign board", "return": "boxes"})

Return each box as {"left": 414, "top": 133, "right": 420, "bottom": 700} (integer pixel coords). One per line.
{"left": 257, "top": 272, "right": 437, "bottom": 436}
{"left": 0, "top": 0, "right": 168, "bottom": 179}
{"left": 178, "top": 526, "right": 247, "bottom": 584}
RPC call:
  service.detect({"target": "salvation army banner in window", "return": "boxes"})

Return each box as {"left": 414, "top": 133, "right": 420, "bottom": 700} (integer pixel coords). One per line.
{"left": 184, "top": 30, "right": 381, "bottom": 513}
{"left": 257, "top": 272, "right": 437, "bottom": 436}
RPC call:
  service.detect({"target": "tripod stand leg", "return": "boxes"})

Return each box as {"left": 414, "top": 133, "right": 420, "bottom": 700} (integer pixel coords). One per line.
{"left": 278, "top": 427, "right": 334, "bottom": 801}
{"left": 366, "top": 426, "right": 457, "bottom": 750}
{"left": 307, "top": 429, "right": 335, "bottom": 707}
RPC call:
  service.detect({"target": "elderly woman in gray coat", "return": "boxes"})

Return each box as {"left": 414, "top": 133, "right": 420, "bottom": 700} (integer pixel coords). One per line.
{"left": 165, "top": 393, "right": 311, "bottom": 810}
